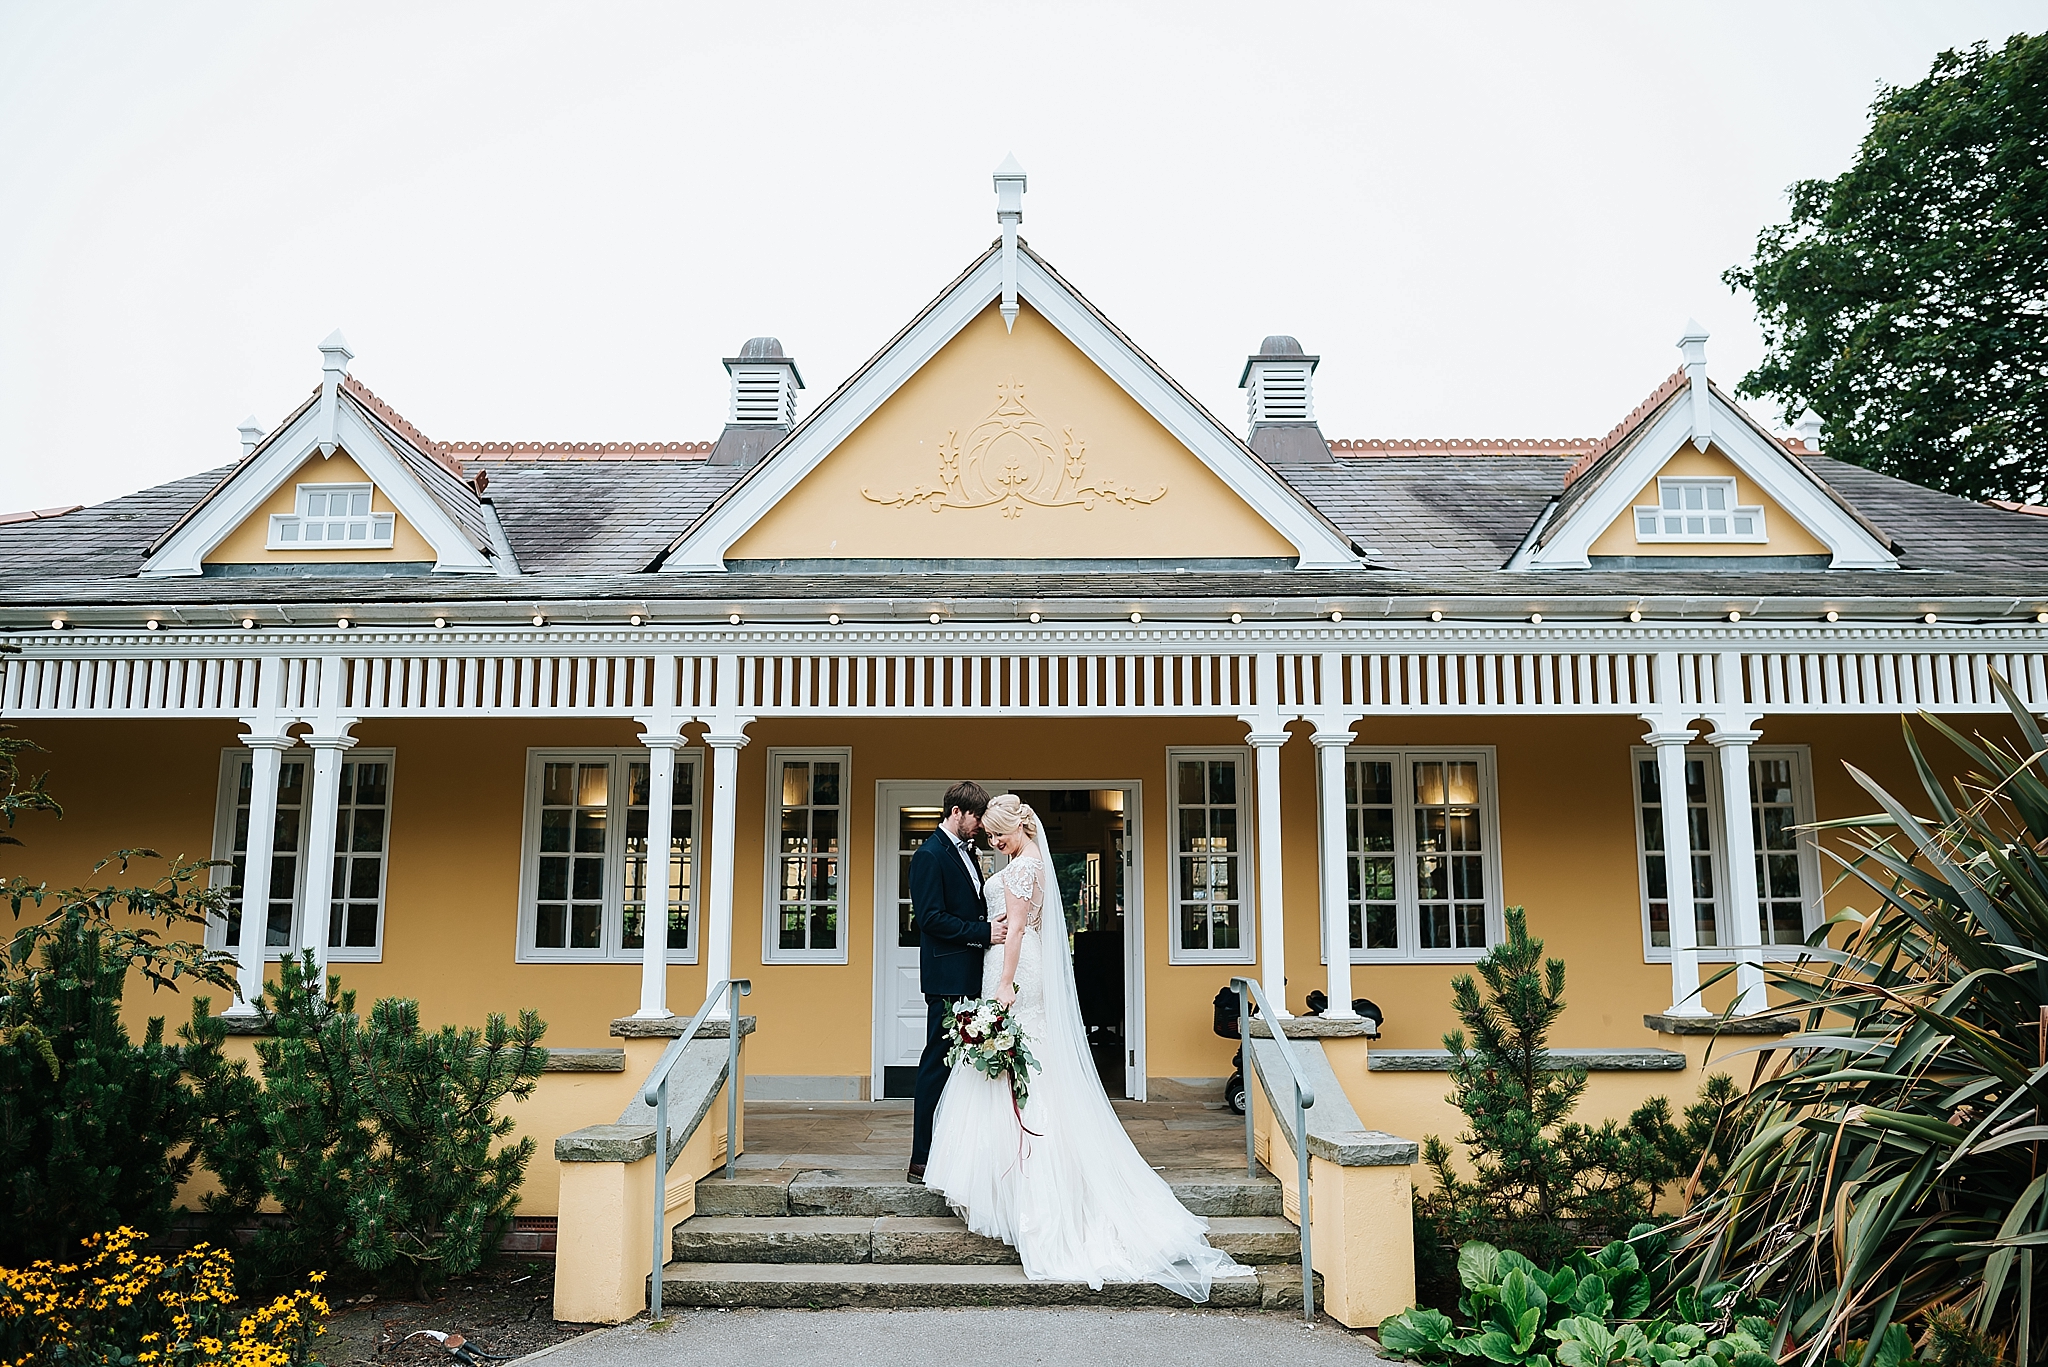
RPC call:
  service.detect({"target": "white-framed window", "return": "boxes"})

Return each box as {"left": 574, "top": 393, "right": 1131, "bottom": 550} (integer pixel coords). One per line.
{"left": 209, "top": 747, "right": 396, "bottom": 961}
{"left": 1631, "top": 477, "right": 1766, "bottom": 543}
{"left": 1168, "top": 748, "right": 1254, "bottom": 965}
{"left": 764, "top": 749, "right": 849, "bottom": 964}
{"left": 516, "top": 749, "right": 702, "bottom": 963}
{"left": 1333, "top": 747, "right": 1502, "bottom": 962}
{"left": 267, "top": 483, "right": 396, "bottom": 549}
{"left": 1631, "top": 745, "right": 1823, "bottom": 960}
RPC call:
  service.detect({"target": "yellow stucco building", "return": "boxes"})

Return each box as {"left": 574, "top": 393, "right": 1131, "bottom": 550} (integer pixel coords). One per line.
{"left": 4, "top": 167, "right": 2046, "bottom": 1325}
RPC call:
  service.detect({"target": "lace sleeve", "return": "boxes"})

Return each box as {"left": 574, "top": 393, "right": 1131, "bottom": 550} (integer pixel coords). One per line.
{"left": 1001, "top": 856, "right": 1042, "bottom": 905}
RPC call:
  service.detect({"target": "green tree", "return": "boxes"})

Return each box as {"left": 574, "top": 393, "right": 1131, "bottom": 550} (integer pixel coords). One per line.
{"left": 191, "top": 954, "right": 549, "bottom": 1296}
{"left": 1416, "top": 908, "right": 1734, "bottom": 1269}
{"left": 1727, "top": 34, "right": 2048, "bottom": 503}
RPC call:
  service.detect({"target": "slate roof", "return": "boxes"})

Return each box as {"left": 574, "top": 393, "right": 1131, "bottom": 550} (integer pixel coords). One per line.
{"left": 3, "top": 448, "right": 2045, "bottom": 619}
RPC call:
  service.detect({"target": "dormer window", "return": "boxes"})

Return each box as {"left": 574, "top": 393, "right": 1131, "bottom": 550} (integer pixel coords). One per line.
{"left": 268, "top": 483, "right": 395, "bottom": 549}
{"left": 1632, "top": 477, "right": 1765, "bottom": 544}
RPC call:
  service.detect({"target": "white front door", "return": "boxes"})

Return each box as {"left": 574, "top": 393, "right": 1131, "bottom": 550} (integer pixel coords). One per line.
{"left": 871, "top": 780, "right": 1144, "bottom": 1101}
{"left": 873, "top": 782, "right": 963, "bottom": 1098}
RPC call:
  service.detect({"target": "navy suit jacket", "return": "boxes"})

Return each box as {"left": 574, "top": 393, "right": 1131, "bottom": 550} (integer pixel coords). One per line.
{"left": 910, "top": 827, "right": 991, "bottom": 997}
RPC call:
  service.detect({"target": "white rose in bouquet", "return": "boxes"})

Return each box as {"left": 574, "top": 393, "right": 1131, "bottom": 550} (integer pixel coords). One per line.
{"left": 993, "top": 1032, "right": 1015, "bottom": 1052}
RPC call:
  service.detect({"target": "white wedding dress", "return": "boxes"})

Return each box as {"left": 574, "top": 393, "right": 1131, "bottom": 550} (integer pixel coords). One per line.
{"left": 923, "top": 835, "right": 1249, "bottom": 1301}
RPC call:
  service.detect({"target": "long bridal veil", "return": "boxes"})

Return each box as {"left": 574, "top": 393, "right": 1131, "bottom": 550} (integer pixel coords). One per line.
{"left": 1021, "top": 823, "right": 1247, "bottom": 1300}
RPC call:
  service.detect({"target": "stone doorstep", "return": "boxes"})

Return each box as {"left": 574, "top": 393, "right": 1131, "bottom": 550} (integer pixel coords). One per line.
{"left": 695, "top": 1168, "right": 1284, "bottom": 1219}
{"left": 672, "top": 1215, "right": 1302, "bottom": 1267}
{"left": 655, "top": 1261, "right": 1316, "bottom": 1313}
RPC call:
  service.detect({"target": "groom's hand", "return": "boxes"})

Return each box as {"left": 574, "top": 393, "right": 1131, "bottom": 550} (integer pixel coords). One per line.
{"left": 989, "top": 918, "right": 1009, "bottom": 945}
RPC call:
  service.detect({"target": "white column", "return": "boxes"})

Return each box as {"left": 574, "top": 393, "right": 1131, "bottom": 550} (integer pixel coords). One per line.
{"left": 1642, "top": 723, "right": 1707, "bottom": 1018}
{"left": 1248, "top": 729, "right": 1293, "bottom": 1018}
{"left": 702, "top": 729, "right": 749, "bottom": 1016}
{"left": 632, "top": 734, "right": 684, "bottom": 1019}
{"left": 223, "top": 733, "right": 294, "bottom": 1016}
{"left": 1708, "top": 722, "right": 1767, "bottom": 1014}
{"left": 295, "top": 728, "right": 357, "bottom": 978}
{"left": 1312, "top": 726, "right": 1359, "bottom": 1021}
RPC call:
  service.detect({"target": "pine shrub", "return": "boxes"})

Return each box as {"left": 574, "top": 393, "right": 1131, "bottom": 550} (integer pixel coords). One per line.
{"left": 191, "top": 954, "right": 548, "bottom": 1296}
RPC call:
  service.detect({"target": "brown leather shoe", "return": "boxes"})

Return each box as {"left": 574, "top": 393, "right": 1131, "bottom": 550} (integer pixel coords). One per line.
{"left": 906, "top": 1163, "right": 927, "bottom": 1185}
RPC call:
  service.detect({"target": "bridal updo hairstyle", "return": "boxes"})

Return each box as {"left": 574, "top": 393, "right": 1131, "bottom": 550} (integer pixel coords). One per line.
{"left": 980, "top": 794, "right": 1040, "bottom": 843}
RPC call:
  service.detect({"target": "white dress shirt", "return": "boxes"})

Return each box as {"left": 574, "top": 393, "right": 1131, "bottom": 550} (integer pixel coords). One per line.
{"left": 947, "top": 828, "right": 981, "bottom": 887}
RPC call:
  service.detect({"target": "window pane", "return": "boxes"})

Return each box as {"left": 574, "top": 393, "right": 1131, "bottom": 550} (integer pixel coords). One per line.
{"left": 543, "top": 763, "right": 576, "bottom": 806}
{"left": 811, "top": 762, "right": 840, "bottom": 806}
{"left": 577, "top": 764, "right": 608, "bottom": 807}
{"left": 1208, "top": 761, "right": 1236, "bottom": 806}
{"left": 782, "top": 762, "right": 809, "bottom": 808}
{"left": 1177, "top": 761, "right": 1205, "bottom": 805}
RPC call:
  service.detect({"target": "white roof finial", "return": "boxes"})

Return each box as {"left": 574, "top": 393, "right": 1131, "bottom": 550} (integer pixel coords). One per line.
{"left": 316, "top": 329, "right": 353, "bottom": 457}
{"left": 1676, "top": 318, "right": 1711, "bottom": 451}
{"left": 1795, "top": 409, "right": 1824, "bottom": 453}
{"left": 993, "top": 155, "right": 1027, "bottom": 332}
{"left": 237, "top": 414, "right": 265, "bottom": 458}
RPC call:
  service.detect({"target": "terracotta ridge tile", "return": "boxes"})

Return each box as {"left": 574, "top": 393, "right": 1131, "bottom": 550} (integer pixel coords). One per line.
{"left": 1328, "top": 438, "right": 1596, "bottom": 456}
{"left": 0, "top": 505, "right": 83, "bottom": 526}
{"left": 444, "top": 440, "right": 715, "bottom": 461}
{"left": 1560, "top": 367, "right": 1689, "bottom": 489}
{"left": 340, "top": 375, "right": 470, "bottom": 480}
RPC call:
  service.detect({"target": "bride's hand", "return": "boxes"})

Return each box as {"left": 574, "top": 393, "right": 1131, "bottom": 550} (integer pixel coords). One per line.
{"left": 995, "top": 983, "right": 1017, "bottom": 1009}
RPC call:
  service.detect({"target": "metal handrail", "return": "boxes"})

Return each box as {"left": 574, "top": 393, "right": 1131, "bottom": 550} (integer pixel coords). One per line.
{"left": 1231, "top": 975, "right": 1316, "bottom": 1322}
{"left": 644, "top": 977, "right": 751, "bottom": 1324}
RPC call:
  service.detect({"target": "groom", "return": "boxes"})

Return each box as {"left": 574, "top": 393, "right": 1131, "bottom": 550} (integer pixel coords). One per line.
{"left": 906, "top": 779, "right": 1008, "bottom": 1184}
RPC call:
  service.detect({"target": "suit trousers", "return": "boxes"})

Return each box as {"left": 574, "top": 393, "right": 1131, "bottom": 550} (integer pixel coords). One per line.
{"left": 909, "top": 992, "right": 960, "bottom": 1166}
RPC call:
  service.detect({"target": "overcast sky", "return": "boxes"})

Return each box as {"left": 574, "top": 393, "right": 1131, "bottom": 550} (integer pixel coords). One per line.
{"left": 1, "top": 2, "right": 2040, "bottom": 512}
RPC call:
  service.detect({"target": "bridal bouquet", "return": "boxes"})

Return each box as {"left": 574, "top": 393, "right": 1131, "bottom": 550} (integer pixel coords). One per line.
{"left": 943, "top": 996, "right": 1041, "bottom": 1111}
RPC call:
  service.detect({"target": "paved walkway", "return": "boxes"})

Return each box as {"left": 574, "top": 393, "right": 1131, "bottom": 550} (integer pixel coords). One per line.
{"left": 739, "top": 1098, "right": 1250, "bottom": 1171}
{"left": 518, "top": 1307, "right": 1388, "bottom": 1367}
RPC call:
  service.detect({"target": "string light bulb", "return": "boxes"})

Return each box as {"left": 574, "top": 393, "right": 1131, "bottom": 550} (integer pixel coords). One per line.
{"left": 628, "top": 614, "right": 643, "bottom": 627}
{"left": 1627, "top": 609, "right": 1642, "bottom": 623}
{"left": 1727, "top": 610, "right": 1742, "bottom": 623}
{"left": 1824, "top": 610, "right": 1839, "bottom": 623}
{"left": 828, "top": 614, "right": 841, "bottom": 625}
{"left": 336, "top": 616, "right": 352, "bottom": 630}
{"left": 434, "top": 616, "right": 449, "bottom": 629}
{"left": 728, "top": 612, "right": 742, "bottom": 625}
{"left": 1130, "top": 611, "right": 1143, "bottom": 624}
{"left": 1923, "top": 612, "right": 1938, "bottom": 625}
{"left": 145, "top": 617, "right": 162, "bottom": 631}
{"left": 48, "top": 616, "right": 65, "bottom": 630}
{"left": 1529, "top": 613, "right": 1543, "bottom": 625}
{"left": 1229, "top": 612, "right": 1243, "bottom": 625}
{"left": 1430, "top": 610, "right": 1444, "bottom": 622}
{"left": 2036, "top": 611, "right": 2048, "bottom": 624}
{"left": 1329, "top": 609, "right": 1343, "bottom": 623}
{"left": 240, "top": 616, "right": 257, "bottom": 630}
{"left": 930, "top": 612, "right": 942, "bottom": 624}
{"left": 531, "top": 613, "right": 547, "bottom": 627}
{"left": 1029, "top": 612, "right": 1041, "bottom": 624}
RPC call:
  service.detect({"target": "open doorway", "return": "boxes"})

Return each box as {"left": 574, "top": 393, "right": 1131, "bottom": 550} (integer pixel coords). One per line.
{"left": 873, "top": 781, "right": 1143, "bottom": 1102}
{"left": 1007, "top": 788, "right": 1131, "bottom": 1098}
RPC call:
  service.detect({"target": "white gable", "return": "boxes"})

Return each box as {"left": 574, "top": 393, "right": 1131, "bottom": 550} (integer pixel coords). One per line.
{"left": 1512, "top": 385, "right": 1897, "bottom": 571}
{"left": 657, "top": 246, "right": 1359, "bottom": 573}
{"left": 144, "top": 386, "right": 495, "bottom": 579}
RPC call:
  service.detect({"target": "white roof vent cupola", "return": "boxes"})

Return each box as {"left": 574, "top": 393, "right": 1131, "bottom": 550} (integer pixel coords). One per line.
{"left": 709, "top": 336, "right": 805, "bottom": 467}
{"left": 1239, "top": 335, "right": 1332, "bottom": 463}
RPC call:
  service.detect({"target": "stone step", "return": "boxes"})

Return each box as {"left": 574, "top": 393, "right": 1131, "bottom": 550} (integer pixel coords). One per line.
{"left": 655, "top": 1261, "right": 1317, "bottom": 1312}
{"left": 673, "top": 1214, "right": 1303, "bottom": 1266}
{"left": 695, "top": 1167, "right": 1282, "bottom": 1219}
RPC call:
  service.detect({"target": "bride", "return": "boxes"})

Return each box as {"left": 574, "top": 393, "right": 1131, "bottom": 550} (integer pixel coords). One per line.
{"left": 923, "top": 795, "right": 1249, "bottom": 1300}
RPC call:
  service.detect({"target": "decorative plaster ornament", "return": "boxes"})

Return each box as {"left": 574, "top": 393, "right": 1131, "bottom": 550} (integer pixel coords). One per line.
{"left": 863, "top": 379, "right": 1166, "bottom": 519}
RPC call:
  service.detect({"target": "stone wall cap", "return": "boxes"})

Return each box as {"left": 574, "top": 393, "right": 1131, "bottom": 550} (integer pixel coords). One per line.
{"left": 610, "top": 1014, "right": 758, "bottom": 1039}
{"left": 555, "top": 1123, "right": 656, "bottom": 1163}
{"left": 1368, "top": 1046, "right": 1686, "bottom": 1072}
{"left": 542, "top": 1047, "right": 627, "bottom": 1072}
{"left": 1308, "top": 1130, "right": 1420, "bottom": 1166}
{"left": 1644, "top": 1012, "right": 1796, "bottom": 1036}
{"left": 212, "top": 1013, "right": 276, "bottom": 1036}
{"left": 1248, "top": 1017, "right": 1378, "bottom": 1039}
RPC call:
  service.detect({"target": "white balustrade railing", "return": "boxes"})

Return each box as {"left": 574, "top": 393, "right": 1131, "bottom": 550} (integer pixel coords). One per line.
{"left": 3, "top": 626, "right": 2044, "bottom": 721}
